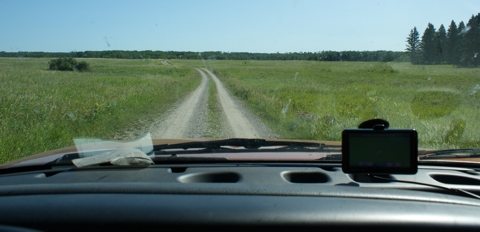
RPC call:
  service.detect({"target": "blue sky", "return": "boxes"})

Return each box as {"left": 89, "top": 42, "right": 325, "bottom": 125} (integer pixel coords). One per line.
{"left": 1, "top": 0, "right": 479, "bottom": 53}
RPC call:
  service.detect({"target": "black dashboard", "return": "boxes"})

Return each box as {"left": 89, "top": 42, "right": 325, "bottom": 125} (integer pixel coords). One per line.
{"left": 1, "top": 163, "right": 480, "bottom": 231}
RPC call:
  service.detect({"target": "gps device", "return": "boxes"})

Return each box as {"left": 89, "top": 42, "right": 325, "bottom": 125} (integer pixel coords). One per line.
{"left": 342, "top": 128, "right": 418, "bottom": 174}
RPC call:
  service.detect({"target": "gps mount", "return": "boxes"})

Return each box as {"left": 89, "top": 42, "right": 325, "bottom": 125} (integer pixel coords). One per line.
{"left": 358, "top": 118, "right": 389, "bottom": 130}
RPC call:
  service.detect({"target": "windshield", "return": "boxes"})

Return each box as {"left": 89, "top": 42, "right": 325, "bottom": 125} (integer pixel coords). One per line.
{"left": 1, "top": 0, "right": 480, "bottom": 165}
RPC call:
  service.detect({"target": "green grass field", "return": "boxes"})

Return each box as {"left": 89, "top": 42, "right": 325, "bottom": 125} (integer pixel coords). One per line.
{"left": 0, "top": 58, "right": 199, "bottom": 163}
{"left": 176, "top": 59, "right": 480, "bottom": 149}
{"left": 2, "top": 58, "right": 480, "bottom": 164}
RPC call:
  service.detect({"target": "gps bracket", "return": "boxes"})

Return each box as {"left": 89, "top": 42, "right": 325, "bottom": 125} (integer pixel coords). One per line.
{"left": 358, "top": 119, "right": 389, "bottom": 130}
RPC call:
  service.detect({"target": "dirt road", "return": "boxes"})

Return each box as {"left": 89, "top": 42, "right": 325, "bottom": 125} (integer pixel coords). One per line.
{"left": 150, "top": 68, "right": 275, "bottom": 139}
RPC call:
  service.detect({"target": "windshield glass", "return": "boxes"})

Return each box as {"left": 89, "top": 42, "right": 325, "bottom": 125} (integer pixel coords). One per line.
{"left": 1, "top": 0, "right": 480, "bottom": 164}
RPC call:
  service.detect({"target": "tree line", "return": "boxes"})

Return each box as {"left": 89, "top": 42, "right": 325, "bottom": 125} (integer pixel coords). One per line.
{"left": 0, "top": 50, "right": 407, "bottom": 62}
{"left": 406, "top": 13, "right": 480, "bottom": 67}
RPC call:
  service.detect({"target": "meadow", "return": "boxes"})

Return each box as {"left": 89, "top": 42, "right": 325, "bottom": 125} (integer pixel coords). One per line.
{"left": 176, "top": 59, "right": 480, "bottom": 149}
{"left": 2, "top": 57, "right": 480, "bottom": 164}
{"left": 0, "top": 58, "right": 199, "bottom": 163}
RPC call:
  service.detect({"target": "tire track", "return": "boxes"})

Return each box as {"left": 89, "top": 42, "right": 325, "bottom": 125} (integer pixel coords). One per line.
{"left": 200, "top": 68, "right": 265, "bottom": 138}
{"left": 150, "top": 68, "right": 275, "bottom": 139}
{"left": 150, "top": 69, "right": 209, "bottom": 138}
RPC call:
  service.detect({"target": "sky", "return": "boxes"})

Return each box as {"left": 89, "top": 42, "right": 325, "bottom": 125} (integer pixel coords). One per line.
{"left": 1, "top": 0, "right": 479, "bottom": 53}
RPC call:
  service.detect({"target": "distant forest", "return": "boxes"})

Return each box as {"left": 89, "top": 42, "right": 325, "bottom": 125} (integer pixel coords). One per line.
{"left": 0, "top": 50, "right": 407, "bottom": 62}
{"left": 406, "top": 13, "right": 480, "bottom": 67}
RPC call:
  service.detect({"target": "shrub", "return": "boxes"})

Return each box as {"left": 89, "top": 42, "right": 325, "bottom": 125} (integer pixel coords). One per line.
{"left": 76, "top": 61, "right": 91, "bottom": 72}
{"left": 48, "top": 58, "right": 90, "bottom": 72}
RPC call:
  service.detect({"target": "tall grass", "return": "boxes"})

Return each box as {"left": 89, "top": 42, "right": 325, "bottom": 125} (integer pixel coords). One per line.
{"left": 183, "top": 60, "right": 480, "bottom": 149}
{"left": 0, "top": 58, "right": 200, "bottom": 163}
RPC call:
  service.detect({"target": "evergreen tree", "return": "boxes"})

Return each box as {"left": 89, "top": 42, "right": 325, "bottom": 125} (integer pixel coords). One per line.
{"left": 457, "top": 21, "right": 467, "bottom": 66}
{"left": 446, "top": 20, "right": 458, "bottom": 64}
{"left": 472, "top": 14, "right": 480, "bottom": 67}
{"left": 460, "top": 14, "right": 480, "bottom": 67}
{"left": 421, "top": 23, "right": 437, "bottom": 64}
{"left": 406, "top": 27, "right": 421, "bottom": 64}
{"left": 435, "top": 24, "right": 447, "bottom": 63}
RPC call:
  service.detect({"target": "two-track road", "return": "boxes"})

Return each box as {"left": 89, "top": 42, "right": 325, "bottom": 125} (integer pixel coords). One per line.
{"left": 150, "top": 68, "right": 275, "bottom": 139}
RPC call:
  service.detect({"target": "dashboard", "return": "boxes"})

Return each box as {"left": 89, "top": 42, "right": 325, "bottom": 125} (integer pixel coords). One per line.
{"left": 1, "top": 162, "right": 480, "bottom": 231}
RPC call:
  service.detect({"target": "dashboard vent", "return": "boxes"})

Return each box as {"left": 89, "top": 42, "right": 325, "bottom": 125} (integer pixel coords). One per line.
{"left": 282, "top": 172, "right": 330, "bottom": 183}
{"left": 178, "top": 172, "right": 241, "bottom": 183}
{"left": 169, "top": 167, "right": 187, "bottom": 173}
{"left": 430, "top": 174, "right": 480, "bottom": 185}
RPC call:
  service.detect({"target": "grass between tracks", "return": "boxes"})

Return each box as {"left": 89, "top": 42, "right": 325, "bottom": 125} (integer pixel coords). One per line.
{"left": 204, "top": 79, "right": 228, "bottom": 138}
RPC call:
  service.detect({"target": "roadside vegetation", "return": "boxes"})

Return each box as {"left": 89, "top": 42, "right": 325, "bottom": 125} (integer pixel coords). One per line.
{"left": 181, "top": 59, "right": 480, "bottom": 149}
{"left": 0, "top": 58, "right": 200, "bottom": 163}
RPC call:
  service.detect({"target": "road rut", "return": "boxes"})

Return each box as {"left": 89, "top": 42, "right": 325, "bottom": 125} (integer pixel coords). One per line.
{"left": 150, "top": 68, "right": 275, "bottom": 139}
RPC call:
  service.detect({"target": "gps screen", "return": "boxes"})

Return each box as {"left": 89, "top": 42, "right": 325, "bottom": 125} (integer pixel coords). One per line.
{"left": 349, "top": 133, "right": 410, "bottom": 167}
{"left": 342, "top": 129, "right": 417, "bottom": 174}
